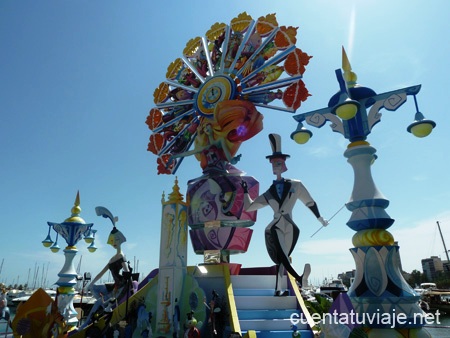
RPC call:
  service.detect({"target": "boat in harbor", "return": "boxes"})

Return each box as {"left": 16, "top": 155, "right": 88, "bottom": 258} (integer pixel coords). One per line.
{"left": 9, "top": 288, "right": 95, "bottom": 315}
{"left": 10, "top": 288, "right": 56, "bottom": 307}
{"left": 418, "top": 222, "right": 450, "bottom": 314}
{"left": 414, "top": 282, "right": 437, "bottom": 296}
{"left": 318, "top": 278, "right": 348, "bottom": 298}
{"left": 6, "top": 289, "right": 37, "bottom": 305}
{"left": 420, "top": 287, "right": 450, "bottom": 314}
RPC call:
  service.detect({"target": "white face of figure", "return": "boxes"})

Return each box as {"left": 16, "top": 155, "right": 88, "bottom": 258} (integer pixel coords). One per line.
{"left": 271, "top": 157, "right": 287, "bottom": 176}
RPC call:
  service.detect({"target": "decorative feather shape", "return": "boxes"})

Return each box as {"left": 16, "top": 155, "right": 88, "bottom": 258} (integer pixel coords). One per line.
{"left": 95, "top": 206, "right": 119, "bottom": 226}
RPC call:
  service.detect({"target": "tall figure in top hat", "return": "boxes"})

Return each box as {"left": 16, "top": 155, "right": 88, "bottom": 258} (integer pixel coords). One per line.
{"left": 242, "top": 134, "right": 328, "bottom": 295}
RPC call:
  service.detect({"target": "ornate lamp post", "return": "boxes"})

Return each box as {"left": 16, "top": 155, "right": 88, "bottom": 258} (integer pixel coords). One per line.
{"left": 42, "top": 191, "right": 97, "bottom": 327}
{"left": 291, "top": 48, "right": 435, "bottom": 337}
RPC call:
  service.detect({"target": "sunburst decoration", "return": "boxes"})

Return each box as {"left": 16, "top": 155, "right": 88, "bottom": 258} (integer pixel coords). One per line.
{"left": 146, "top": 12, "right": 313, "bottom": 175}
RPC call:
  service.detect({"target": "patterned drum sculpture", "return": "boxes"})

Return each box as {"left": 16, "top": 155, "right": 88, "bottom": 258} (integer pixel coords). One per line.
{"left": 187, "top": 172, "right": 258, "bottom": 263}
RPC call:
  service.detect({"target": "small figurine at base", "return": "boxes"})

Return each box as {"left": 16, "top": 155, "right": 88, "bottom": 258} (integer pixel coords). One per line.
{"left": 291, "top": 324, "right": 301, "bottom": 337}
{"left": 184, "top": 311, "right": 201, "bottom": 338}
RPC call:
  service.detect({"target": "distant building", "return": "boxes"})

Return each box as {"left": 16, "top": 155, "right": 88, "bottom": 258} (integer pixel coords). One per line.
{"left": 443, "top": 260, "right": 450, "bottom": 272}
{"left": 421, "top": 256, "right": 444, "bottom": 281}
{"left": 338, "top": 270, "right": 355, "bottom": 287}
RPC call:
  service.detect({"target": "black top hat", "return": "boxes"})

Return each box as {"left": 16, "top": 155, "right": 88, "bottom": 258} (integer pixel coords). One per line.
{"left": 266, "top": 133, "right": 290, "bottom": 159}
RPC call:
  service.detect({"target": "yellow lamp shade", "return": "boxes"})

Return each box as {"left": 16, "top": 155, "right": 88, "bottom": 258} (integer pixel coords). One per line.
{"left": 291, "top": 124, "right": 312, "bottom": 144}
{"left": 42, "top": 240, "right": 53, "bottom": 248}
{"left": 335, "top": 101, "right": 358, "bottom": 120}
{"left": 42, "top": 233, "right": 53, "bottom": 248}
{"left": 292, "top": 131, "right": 311, "bottom": 144}
{"left": 88, "top": 242, "right": 97, "bottom": 252}
{"left": 50, "top": 245, "right": 60, "bottom": 253}
{"left": 410, "top": 122, "right": 434, "bottom": 138}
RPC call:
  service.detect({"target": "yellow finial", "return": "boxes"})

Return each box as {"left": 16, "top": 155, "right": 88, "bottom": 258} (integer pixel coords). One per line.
{"left": 167, "top": 177, "right": 184, "bottom": 203}
{"left": 64, "top": 190, "right": 86, "bottom": 224}
{"left": 72, "top": 191, "right": 81, "bottom": 215}
{"left": 342, "top": 46, "right": 357, "bottom": 88}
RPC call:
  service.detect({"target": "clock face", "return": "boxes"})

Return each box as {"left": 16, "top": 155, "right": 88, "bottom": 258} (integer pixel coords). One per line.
{"left": 195, "top": 75, "right": 236, "bottom": 116}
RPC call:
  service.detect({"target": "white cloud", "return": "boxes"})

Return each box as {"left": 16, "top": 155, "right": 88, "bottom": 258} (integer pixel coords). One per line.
{"left": 288, "top": 212, "right": 450, "bottom": 286}
{"left": 300, "top": 238, "right": 352, "bottom": 256}
{"left": 392, "top": 211, "right": 450, "bottom": 272}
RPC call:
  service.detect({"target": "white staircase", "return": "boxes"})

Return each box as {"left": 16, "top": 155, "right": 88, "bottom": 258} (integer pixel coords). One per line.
{"left": 231, "top": 274, "right": 314, "bottom": 338}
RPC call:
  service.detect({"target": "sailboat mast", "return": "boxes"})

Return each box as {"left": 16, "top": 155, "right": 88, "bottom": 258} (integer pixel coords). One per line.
{"left": 76, "top": 255, "right": 82, "bottom": 274}
{"left": 437, "top": 221, "right": 450, "bottom": 262}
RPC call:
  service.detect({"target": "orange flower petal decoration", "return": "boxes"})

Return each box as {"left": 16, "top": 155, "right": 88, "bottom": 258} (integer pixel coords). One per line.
{"left": 206, "top": 22, "right": 227, "bottom": 41}
{"left": 183, "top": 37, "right": 202, "bottom": 57}
{"left": 147, "top": 12, "right": 313, "bottom": 175}
{"left": 157, "top": 154, "right": 173, "bottom": 175}
{"left": 147, "top": 133, "right": 165, "bottom": 155}
{"left": 153, "top": 82, "right": 169, "bottom": 104}
{"left": 284, "top": 48, "right": 313, "bottom": 76}
{"left": 256, "top": 13, "right": 278, "bottom": 36}
{"left": 274, "top": 26, "right": 298, "bottom": 50}
{"left": 230, "top": 12, "right": 253, "bottom": 33}
{"left": 166, "top": 59, "right": 184, "bottom": 80}
{"left": 146, "top": 108, "right": 163, "bottom": 130}
{"left": 283, "top": 80, "right": 311, "bottom": 110}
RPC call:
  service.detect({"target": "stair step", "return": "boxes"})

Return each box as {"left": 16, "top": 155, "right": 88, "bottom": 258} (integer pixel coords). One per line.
{"left": 234, "top": 288, "right": 287, "bottom": 296}
{"left": 237, "top": 309, "right": 297, "bottom": 320}
{"left": 242, "top": 330, "right": 314, "bottom": 338}
{"left": 235, "top": 295, "right": 297, "bottom": 310}
{"left": 232, "top": 273, "right": 314, "bottom": 338}
{"left": 238, "top": 310, "right": 310, "bottom": 331}
{"left": 239, "top": 318, "right": 296, "bottom": 331}
{"left": 231, "top": 275, "right": 287, "bottom": 290}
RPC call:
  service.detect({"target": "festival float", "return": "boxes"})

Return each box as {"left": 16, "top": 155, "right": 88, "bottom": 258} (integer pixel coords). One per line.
{"left": 9, "top": 11, "right": 437, "bottom": 338}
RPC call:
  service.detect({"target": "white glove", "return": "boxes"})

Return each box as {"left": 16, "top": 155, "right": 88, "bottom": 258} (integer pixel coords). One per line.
{"left": 318, "top": 216, "right": 329, "bottom": 227}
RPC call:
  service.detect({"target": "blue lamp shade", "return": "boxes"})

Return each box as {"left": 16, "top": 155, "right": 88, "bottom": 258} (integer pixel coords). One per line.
{"left": 291, "top": 122, "right": 313, "bottom": 144}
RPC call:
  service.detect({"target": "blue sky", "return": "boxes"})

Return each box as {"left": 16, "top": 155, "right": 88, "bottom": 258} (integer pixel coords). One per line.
{"left": 1, "top": 0, "right": 449, "bottom": 288}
